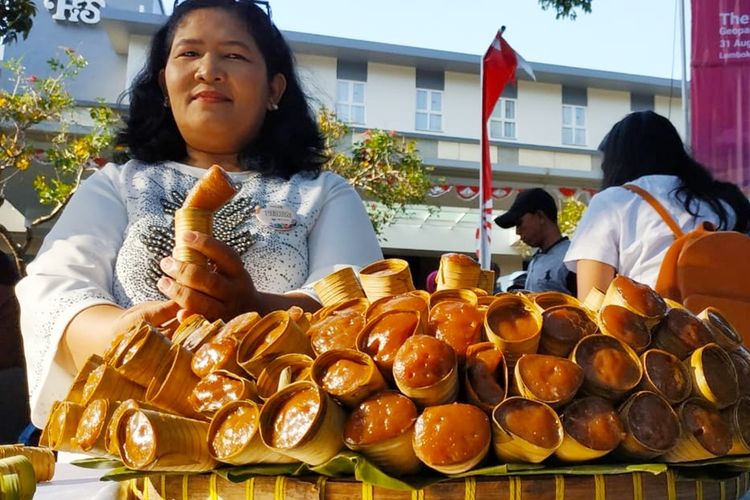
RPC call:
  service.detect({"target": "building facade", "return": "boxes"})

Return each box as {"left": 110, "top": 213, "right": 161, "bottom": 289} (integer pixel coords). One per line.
{"left": 1, "top": 1, "right": 684, "bottom": 280}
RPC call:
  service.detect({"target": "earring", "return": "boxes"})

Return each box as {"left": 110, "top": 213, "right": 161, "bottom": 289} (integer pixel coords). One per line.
{"left": 269, "top": 102, "right": 279, "bottom": 111}
{"left": 163, "top": 96, "right": 170, "bottom": 108}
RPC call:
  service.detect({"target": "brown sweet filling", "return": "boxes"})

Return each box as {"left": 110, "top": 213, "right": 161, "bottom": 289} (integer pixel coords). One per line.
{"left": 735, "top": 399, "right": 750, "bottom": 448}
{"left": 393, "top": 335, "right": 455, "bottom": 388}
{"left": 535, "top": 292, "right": 574, "bottom": 310}
{"left": 665, "top": 308, "right": 714, "bottom": 351}
{"left": 251, "top": 323, "right": 286, "bottom": 358}
{"left": 645, "top": 350, "right": 689, "bottom": 402}
{"left": 216, "top": 312, "right": 261, "bottom": 341}
{"left": 730, "top": 352, "right": 750, "bottom": 397}
{"left": 123, "top": 411, "right": 155, "bottom": 467}
{"left": 368, "top": 293, "right": 427, "bottom": 321}
{"left": 76, "top": 399, "right": 107, "bottom": 449}
{"left": 344, "top": 391, "right": 417, "bottom": 445}
{"left": 81, "top": 365, "right": 106, "bottom": 404}
{"left": 211, "top": 404, "right": 258, "bottom": 458}
{"left": 706, "top": 310, "right": 741, "bottom": 346}
{"left": 579, "top": 338, "right": 640, "bottom": 391}
{"left": 518, "top": 355, "right": 583, "bottom": 402}
{"left": 541, "top": 306, "right": 597, "bottom": 349}
{"left": 467, "top": 346, "right": 505, "bottom": 405}
{"left": 309, "top": 311, "right": 365, "bottom": 354}
{"left": 563, "top": 397, "right": 624, "bottom": 450}
{"left": 683, "top": 401, "right": 731, "bottom": 455}
{"left": 271, "top": 387, "right": 320, "bottom": 449}
{"left": 488, "top": 302, "right": 538, "bottom": 341}
{"left": 600, "top": 305, "right": 650, "bottom": 351}
{"left": 321, "top": 358, "right": 371, "bottom": 395}
{"left": 364, "top": 312, "right": 418, "bottom": 367}
{"left": 427, "top": 302, "right": 483, "bottom": 356}
{"left": 702, "top": 347, "right": 738, "bottom": 407}
{"left": 614, "top": 275, "right": 666, "bottom": 318}
{"left": 192, "top": 336, "right": 238, "bottom": 378}
{"left": 413, "top": 403, "right": 490, "bottom": 465}
{"left": 189, "top": 372, "right": 248, "bottom": 414}
{"left": 624, "top": 392, "right": 679, "bottom": 451}
{"left": 499, "top": 399, "right": 560, "bottom": 448}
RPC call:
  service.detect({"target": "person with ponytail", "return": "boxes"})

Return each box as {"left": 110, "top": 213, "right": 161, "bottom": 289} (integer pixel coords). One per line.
{"left": 564, "top": 110, "right": 750, "bottom": 300}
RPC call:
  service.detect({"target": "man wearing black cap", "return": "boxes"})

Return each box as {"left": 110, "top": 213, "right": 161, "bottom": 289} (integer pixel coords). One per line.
{"left": 494, "top": 188, "right": 576, "bottom": 295}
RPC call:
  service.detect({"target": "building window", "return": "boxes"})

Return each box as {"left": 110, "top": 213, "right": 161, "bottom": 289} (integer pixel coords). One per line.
{"left": 336, "top": 80, "right": 365, "bottom": 124}
{"left": 562, "top": 105, "right": 586, "bottom": 146}
{"left": 490, "top": 98, "right": 516, "bottom": 139}
{"left": 416, "top": 88, "right": 442, "bottom": 132}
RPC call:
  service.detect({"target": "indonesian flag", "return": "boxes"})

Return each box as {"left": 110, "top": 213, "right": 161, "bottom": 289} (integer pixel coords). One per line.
{"left": 477, "top": 28, "right": 533, "bottom": 269}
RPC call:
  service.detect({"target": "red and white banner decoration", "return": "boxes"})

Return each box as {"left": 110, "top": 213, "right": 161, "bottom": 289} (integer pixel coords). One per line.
{"left": 428, "top": 184, "right": 597, "bottom": 202}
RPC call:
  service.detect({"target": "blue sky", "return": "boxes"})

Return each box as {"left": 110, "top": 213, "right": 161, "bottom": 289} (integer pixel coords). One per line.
{"left": 267, "top": 0, "right": 689, "bottom": 79}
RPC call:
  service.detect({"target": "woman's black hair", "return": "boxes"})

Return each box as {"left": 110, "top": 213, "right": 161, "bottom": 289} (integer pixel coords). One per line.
{"left": 117, "top": 0, "right": 326, "bottom": 178}
{"left": 599, "top": 110, "right": 750, "bottom": 232}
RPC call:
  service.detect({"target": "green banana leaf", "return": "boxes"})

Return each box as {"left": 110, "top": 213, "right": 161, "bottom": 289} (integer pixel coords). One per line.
{"left": 70, "top": 457, "right": 124, "bottom": 469}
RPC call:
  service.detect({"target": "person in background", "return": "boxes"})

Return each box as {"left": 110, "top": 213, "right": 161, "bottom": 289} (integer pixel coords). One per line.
{"left": 564, "top": 110, "right": 750, "bottom": 300}
{"left": 16, "top": 0, "right": 382, "bottom": 428}
{"left": 495, "top": 188, "right": 576, "bottom": 295}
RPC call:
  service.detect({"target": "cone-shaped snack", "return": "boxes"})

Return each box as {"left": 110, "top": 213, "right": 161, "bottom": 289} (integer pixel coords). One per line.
{"left": 111, "top": 322, "right": 172, "bottom": 388}
{"left": 259, "top": 381, "right": 346, "bottom": 466}
{"left": 722, "top": 397, "right": 750, "bottom": 455}
{"left": 366, "top": 291, "right": 429, "bottom": 330}
{"left": 492, "top": 397, "right": 563, "bottom": 463}
{"left": 477, "top": 269, "right": 496, "bottom": 295}
{"left": 514, "top": 354, "right": 583, "bottom": 408}
{"left": 427, "top": 296, "right": 483, "bottom": 361}
{"left": 603, "top": 275, "right": 667, "bottom": 329}
{"left": 0, "top": 446, "right": 55, "bottom": 482}
{"left": 539, "top": 305, "right": 598, "bottom": 358}
{"left": 343, "top": 391, "right": 421, "bottom": 476}
{"left": 172, "top": 314, "right": 211, "bottom": 347}
{"left": 598, "top": 304, "right": 651, "bottom": 354}
{"left": 308, "top": 309, "right": 365, "bottom": 356}
{"left": 312, "top": 349, "right": 386, "bottom": 408}
{"left": 436, "top": 253, "right": 481, "bottom": 291}
{"left": 531, "top": 291, "right": 583, "bottom": 310}
{"left": 188, "top": 370, "right": 258, "bottom": 418}
{"left": 175, "top": 165, "right": 237, "bottom": 265}
{"left": 663, "top": 398, "right": 732, "bottom": 462}
{"left": 0, "top": 455, "right": 35, "bottom": 500}
{"left": 237, "top": 310, "right": 313, "bottom": 379}
{"left": 75, "top": 398, "right": 117, "bottom": 456}
{"left": 583, "top": 287, "right": 605, "bottom": 313}
{"left": 191, "top": 335, "right": 243, "bottom": 378}
{"left": 393, "top": 335, "right": 458, "bottom": 407}
{"left": 477, "top": 295, "right": 498, "bottom": 311}
{"left": 145, "top": 344, "right": 203, "bottom": 419}
{"left": 412, "top": 403, "right": 490, "bottom": 474}
{"left": 729, "top": 347, "right": 750, "bottom": 397}
{"left": 45, "top": 401, "right": 85, "bottom": 453}
{"left": 215, "top": 311, "right": 261, "bottom": 341}
{"left": 651, "top": 307, "right": 715, "bottom": 360}
{"left": 685, "top": 343, "right": 738, "bottom": 409}
{"left": 571, "top": 334, "right": 642, "bottom": 401}
{"left": 428, "top": 288, "right": 478, "bottom": 310}
{"left": 359, "top": 259, "right": 415, "bottom": 301}
{"left": 257, "top": 353, "right": 314, "bottom": 400}
{"left": 356, "top": 309, "right": 421, "bottom": 380}
{"left": 182, "top": 318, "right": 224, "bottom": 353}
{"left": 616, "top": 391, "right": 681, "bottom": 460}
{"left": 117, "top": 408, "right": 217, "bottom": 472}
{"left": 484, "top": 293, "right": 542, "bottom": 369}
{"left": 464, "top": 342, "right": 507, "bottom": 413}
{"left": 312, "top": 297, "right": 369, "bottom": 323}
{"left": 555, "top": 396, "right": 625, "bottom": 462}
{"left": 638, "top": 349, "right": 692, "bottom": 404}
{"left": 104, "top": 399, "right": 165, "bottom": 457}
{"left": 80, "top": 363, "right": 145, "bottom": 406}
{"left": 698, "top": 307, "right": 743, "bottom": 352}
{"left": 64, "top": 354, "right": 104, "bottom": 403}
{"left": 313, "top": 267, "right": 367, "bottom": 307}
{"left": 208, "top": 400, "right": 298, "bottom": 465}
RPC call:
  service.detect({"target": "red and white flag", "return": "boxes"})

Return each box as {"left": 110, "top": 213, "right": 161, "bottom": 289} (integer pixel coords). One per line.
{"left": 477, "top": 28, "right": 533, "bottom": 269}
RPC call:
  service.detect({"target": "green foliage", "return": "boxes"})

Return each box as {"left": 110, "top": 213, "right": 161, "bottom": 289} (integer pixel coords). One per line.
{"left": 319, "top": 108, "right": 436, "bottom": 236}
{"left": 538, "top": 0, "right": 593, "bottom": 19}
{"left": 0, "top": 0, "right": 36, "bottom": 44}
{"left": 0, "top": 49, "right": 120, "bottom": 275}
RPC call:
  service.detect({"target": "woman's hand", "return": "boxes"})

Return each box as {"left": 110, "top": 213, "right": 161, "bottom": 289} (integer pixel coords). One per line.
{"left": 158, "top": 230, "right": 259, "bottom": 321}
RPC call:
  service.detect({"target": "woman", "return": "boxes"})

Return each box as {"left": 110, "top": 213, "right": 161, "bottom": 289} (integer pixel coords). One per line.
{"left": 564, "top": 111, "right": 750, "bottom": 300}
{"left": 16, "top": 0, "right": 382, "bottom": 426}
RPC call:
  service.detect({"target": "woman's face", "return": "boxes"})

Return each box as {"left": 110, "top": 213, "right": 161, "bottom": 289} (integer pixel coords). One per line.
{"left": 162, "top": 8, "right": 285, "bottom": 158}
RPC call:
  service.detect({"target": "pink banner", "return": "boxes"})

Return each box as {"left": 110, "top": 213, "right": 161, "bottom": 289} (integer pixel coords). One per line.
{"left": 691, "top": 0, "right": 750, "bottom": 188}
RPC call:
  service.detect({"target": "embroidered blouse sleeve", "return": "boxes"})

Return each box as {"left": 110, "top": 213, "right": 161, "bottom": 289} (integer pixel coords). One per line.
{"left": 16, "top": 165, "right": 127, "bottom": 426}
{"left": 299, "top": 174, "right": 383, "bottom": 292}
{"left": 564, "top": 190, "right": 621, "bottom": 273}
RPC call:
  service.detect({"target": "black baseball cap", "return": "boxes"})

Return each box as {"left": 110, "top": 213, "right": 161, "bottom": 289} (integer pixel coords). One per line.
{"left": 494, "top": 188, "right": 557, "bottom": 229}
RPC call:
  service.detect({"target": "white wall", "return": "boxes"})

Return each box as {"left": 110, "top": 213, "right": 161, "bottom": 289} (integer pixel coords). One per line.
{"left": 588, "top": 88, "right": 630, "bottom": 149}
{"left": 516, "top": 81, "right": 562, "bottom": 146}
{"left": 443, "top": 71, "right": 479, "bottom": 138}
{"left": 294, "top": 54, "right": 337, "bottom": 110}
{"left": 125, "top": 35, "right": 151, "bottom": 99}
{"left": 367, "top": 63, "right": 415, "bottom": 132}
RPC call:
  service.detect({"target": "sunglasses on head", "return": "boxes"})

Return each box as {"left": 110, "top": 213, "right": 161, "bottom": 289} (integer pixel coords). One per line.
{"left": 172, "top": 0, "right": 272, "bottom": 19}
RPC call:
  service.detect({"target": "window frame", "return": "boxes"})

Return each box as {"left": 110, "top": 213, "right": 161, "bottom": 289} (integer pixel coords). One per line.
{"left": 415, "top": 87, "right": 443, "bottom": 132}
{"left": 489, "top": 97, "right": 517, "bottom": 140}
{"left": 335, "top": 79, "right": 366, "bottom": 125}
{"left": 562, "top": 104, "right": 587, "bottom": 146}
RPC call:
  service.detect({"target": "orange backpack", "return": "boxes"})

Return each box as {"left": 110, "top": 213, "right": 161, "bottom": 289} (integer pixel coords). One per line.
{"left": 625, "top": 184, "right": 750, "bottom": 345}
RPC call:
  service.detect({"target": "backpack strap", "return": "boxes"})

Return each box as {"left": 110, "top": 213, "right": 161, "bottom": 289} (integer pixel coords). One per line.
{"left": 624, "top": 184, "right": 685, "bottom": 238}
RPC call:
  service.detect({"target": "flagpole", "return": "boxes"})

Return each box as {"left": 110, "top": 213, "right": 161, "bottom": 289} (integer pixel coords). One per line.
{"left": 478, "top": 37, "right": 487, "bottom": 270}
{"left": 678, "top": 0, "right": 690, "bottom": 147}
